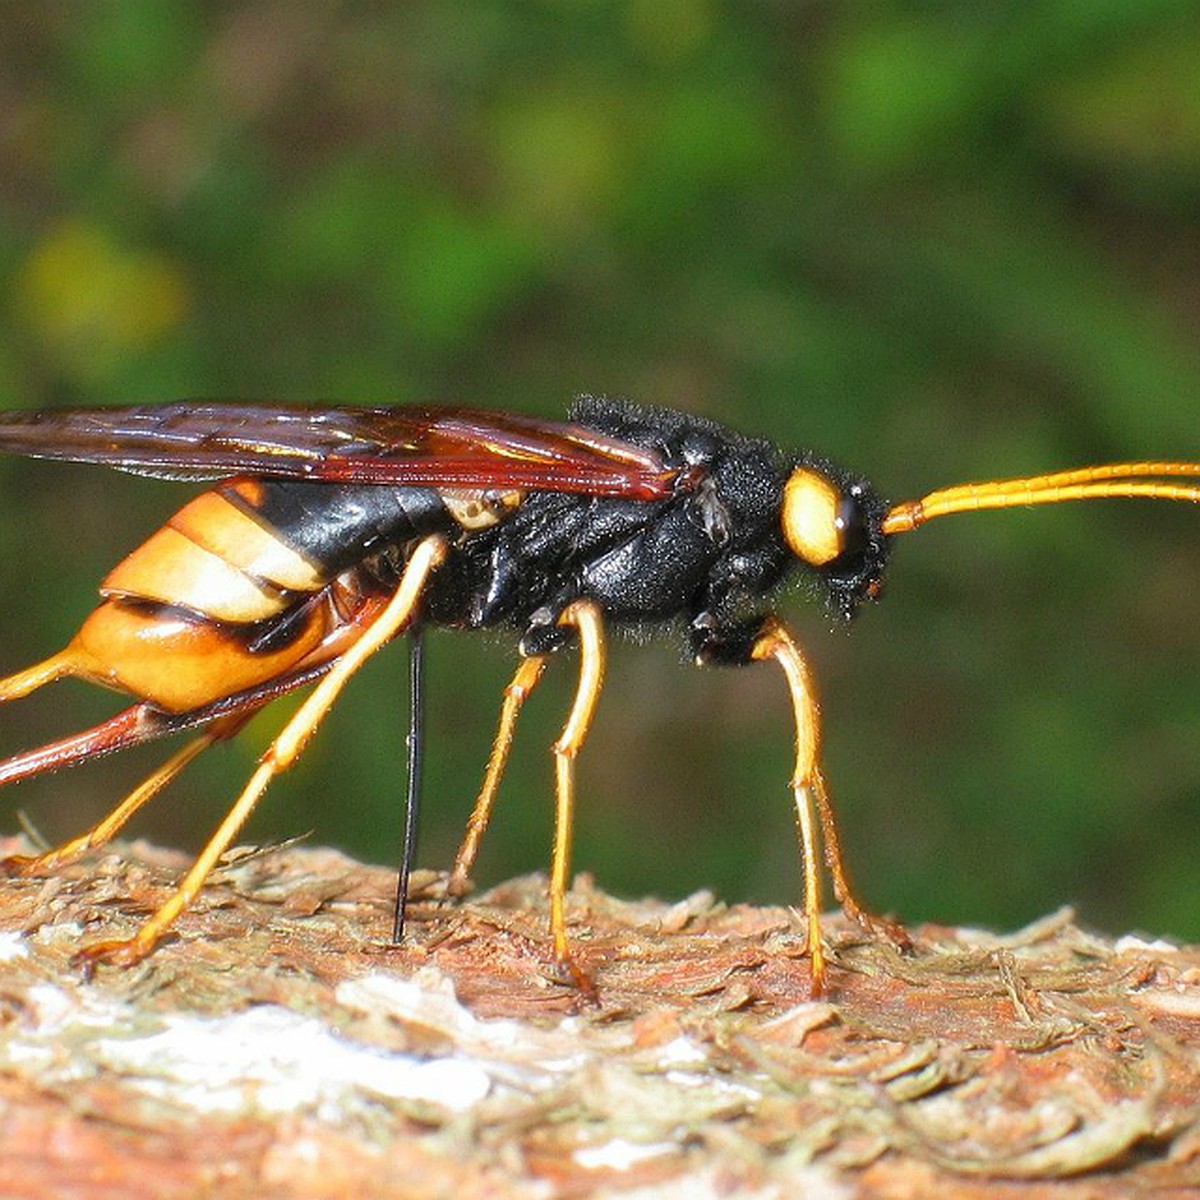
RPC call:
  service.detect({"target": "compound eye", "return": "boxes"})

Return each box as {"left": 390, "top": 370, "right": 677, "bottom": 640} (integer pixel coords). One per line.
{"left": 836, "top": 489, "right": 869, "bottom": 561}
{"left": 782, "top": 467, "right": 846, "bottom": 567}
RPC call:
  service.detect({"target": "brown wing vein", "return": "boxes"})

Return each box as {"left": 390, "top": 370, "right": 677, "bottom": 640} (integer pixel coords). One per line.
{"left": 0, "top": 404, "right": 678, "bottom": 500}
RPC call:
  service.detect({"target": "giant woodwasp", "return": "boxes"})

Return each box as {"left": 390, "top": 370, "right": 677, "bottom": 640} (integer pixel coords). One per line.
{"left": 0, "top": 397, "right": 1197, "bottom": 992}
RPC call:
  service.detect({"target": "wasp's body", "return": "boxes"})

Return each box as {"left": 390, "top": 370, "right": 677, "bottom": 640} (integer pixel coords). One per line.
{"left": 21, "top": 398, "right": 881, "bottom": 709}
{"left": 0, "top": 397, "right": 1196, "bottom": 992}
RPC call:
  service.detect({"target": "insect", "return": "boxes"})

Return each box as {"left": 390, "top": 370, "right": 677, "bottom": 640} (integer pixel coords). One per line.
{"left": 0, "top": 397, "right": 1197, "bottom": 992}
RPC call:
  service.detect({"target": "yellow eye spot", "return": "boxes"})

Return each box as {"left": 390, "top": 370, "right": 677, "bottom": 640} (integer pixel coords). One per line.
{"left": 782, "top": 468, "right": 844, "bottom": 566}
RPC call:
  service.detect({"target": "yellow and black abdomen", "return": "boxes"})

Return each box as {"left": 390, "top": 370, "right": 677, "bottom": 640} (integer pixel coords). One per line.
{"left": 101, "top": 481, "right": 331, "bottom": 622}
{"left": 64, "top": 478, "right": 466, "bottom": 713}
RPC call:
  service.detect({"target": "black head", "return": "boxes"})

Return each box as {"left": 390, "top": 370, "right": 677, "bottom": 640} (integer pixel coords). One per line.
{"left": 781, "top": 458, "right": 891, "bottom": 620}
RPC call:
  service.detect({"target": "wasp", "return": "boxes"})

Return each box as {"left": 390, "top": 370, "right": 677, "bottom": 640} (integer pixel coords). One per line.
{"left": 0, "top": 397, "right": 1197, "bottom": 991}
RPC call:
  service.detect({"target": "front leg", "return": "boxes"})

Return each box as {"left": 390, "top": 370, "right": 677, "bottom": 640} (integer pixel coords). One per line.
{"left": 691, "top": 612, "right": 906, "bottom": 993}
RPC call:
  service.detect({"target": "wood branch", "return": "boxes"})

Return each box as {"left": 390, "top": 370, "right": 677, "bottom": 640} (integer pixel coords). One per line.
{"left": 0, "top": 835, "right": 1198, "bottom": 1198}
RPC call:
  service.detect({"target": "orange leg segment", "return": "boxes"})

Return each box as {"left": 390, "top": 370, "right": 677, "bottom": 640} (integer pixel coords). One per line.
{"left": 0, "top": 650, "right": 79, "bottom": 702}
{"left": 449, "top": 600, "right": 606, "bottom": 987}
{"left": 548, "top": 599, "right": 606, "bottom": 987}
{"left": 75, "top": 534, "right": 449, "bottom": 970}
{"left": 750, "top": 616, "right": 900, "bottom": 994}
{"left": 447, "top": 654, "right": 547, "bottom": 897}
{"left": 5, "top": 723, "right": 233, "bottom": 877}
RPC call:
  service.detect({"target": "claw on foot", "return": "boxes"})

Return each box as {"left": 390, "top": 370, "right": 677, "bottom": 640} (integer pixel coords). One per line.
{"left": 842, "top": 901, "right": 914, "bottom": 954}
{"left": 551, "top": 951, "right": 598, "bottom": 1001}
{"left": 71, "top": 935, "right": 156, "bottom": 979}
{"left": 0, "top": 854, "right": 46, "bottom": 878}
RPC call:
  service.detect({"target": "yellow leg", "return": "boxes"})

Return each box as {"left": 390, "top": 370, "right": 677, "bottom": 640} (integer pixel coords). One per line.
{"left": 548, "top": 599, "right": 606, "bottom": 987}
{"left": 75, "top": 534, "right": 449, "bottom": 970}
{"left": 0, "top": 649, "right": 78, "bottom": 702}
{"left": 6, "top": 732, "right": 218, "bottom": 876}
{"left": 810, "top": 760, "right": 909, "bottom": 949}
{"left": 448, "top": 654, "right": 547, "bottom": 897}
{"left": 750, "top": 616, "right": 840, "bottom": 995}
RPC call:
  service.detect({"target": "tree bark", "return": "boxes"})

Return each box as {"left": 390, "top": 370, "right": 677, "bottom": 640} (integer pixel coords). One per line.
{"left": 0, "top": 836, "right": 1196, "bottom": 1198}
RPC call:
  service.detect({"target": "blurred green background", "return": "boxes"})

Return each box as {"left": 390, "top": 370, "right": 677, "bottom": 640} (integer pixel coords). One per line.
{"left": 1, "top": 1, "right": 1199, "bottom": 942}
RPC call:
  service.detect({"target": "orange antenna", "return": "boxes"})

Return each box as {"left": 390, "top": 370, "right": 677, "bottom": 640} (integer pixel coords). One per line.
{"left": 883, "top": 461, "right": 1200, "bottom": 536}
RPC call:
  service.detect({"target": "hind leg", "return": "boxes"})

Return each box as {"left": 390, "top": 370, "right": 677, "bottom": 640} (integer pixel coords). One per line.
{"left": 4, "top": 710, "right": 252, "bottom": 875}
{"left": 75, "top": 534, "right": 449, "bottom": 970}
{"left": 0, "top": 650, "right": 78, "bottom": 702}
